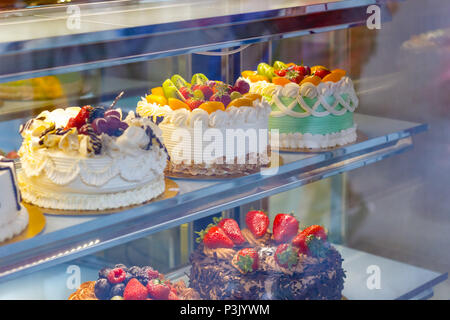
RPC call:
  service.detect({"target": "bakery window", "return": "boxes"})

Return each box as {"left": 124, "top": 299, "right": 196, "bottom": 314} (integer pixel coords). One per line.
{"left": 0, "top": 0, "right": 449, "bottom": 301}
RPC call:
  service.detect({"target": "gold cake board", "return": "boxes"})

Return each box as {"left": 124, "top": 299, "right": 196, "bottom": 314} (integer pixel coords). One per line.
{"left": 278, "top": 131, "right": 368, "bottom": 153}
{"left": 25, "top": 178, "right": 179, "bottom": 216}
{"left": 165, "top": 153, "right": 284, "bottom": 180}
{"left": 0, "top": 204, "right": 46, "bottom": 246}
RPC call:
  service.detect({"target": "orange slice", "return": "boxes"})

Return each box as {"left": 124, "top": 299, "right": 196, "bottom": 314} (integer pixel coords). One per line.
{"left": 300, "top": 75, "right": 322, "bottom": 86}
{"left": 241, "top": 70, "right": 257, "bottom": 78}
{"left": 311, "top": 65, "right": 329, "bottom": 74}
{"left": 248, "top": 74, "right": 269, "bottom": 83}
{"left": 151, "top": 87, "right": 165, "bottom": 97}
{"left": 243, "top": 93, "right": 262, "bottom": 102}
{"left": 286, "top": 62, "right": 296, "bottom": 67}
{"left": 227, "top": 97, "right": 253, "bottom": 108}
{"left": 168, "top": 98, "right": 190, "bottom": 110}
{"left": 199, "top": 101, "right": 226, "bottom": 113}
{"left": 146, "top": 94, "right": 168, "bottom": 106}
{"left": 272, "top": 77, "right": 292, "bottom": 86}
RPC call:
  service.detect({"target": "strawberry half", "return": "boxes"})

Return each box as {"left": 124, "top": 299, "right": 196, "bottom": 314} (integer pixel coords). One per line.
{"left": 123, "top": 278, "right": 148, "bottom": 300}
{"left": 245, "top": 210, "right": 270, "bottom": 238}
{"left": 292, "top": 225, "right": 328, "bottom": 256}
{"left": 203, "top": 226, "right": 234, "bottom": 249}
{"left": 217, "top": 218, "right": 245, "bottom": 245}
{"left": 235, "top": 248, "right": 259, "bottom": 273}
{"left": 274, "top": 244, "right": 299, "bottom": 269}
{"left": 147, "top": 279, "right": 171, "bottom": 300}
{"left": 272, "top": 213, "right": 299, "bottom": 243}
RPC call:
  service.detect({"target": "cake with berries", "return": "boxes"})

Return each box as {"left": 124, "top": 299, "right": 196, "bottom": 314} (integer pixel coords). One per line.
{"left": 189, "top": 212, "right": 346, "bottom": 300}
{"left": 69, "top": 264, "right": 200, "bottom": 300}
{"left": 0, "top": 157, "right": 28, "bottom": 242}
{"left": 242, "top": 61, "right": 359, "bottom": 149}
{"left": 136, "top": 74, "right": 272, "bottom": 176}
{"left": 18, "top": 96, "right": 168, "bottom": 211}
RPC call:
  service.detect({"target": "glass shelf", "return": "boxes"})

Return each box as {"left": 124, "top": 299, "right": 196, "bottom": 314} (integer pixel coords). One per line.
{"left": 0, "top": 0, "right": 394, "bottom": 83}
{"left": 0, "top": 244, "right": 445, "bottom": 300}
{"left": 0, "top": 113, "right": 427, "bottom": 283}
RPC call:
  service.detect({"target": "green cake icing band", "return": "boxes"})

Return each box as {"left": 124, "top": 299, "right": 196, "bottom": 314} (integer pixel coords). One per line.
{"left": 269, "top": 95, "right": 354, "bottom": 135}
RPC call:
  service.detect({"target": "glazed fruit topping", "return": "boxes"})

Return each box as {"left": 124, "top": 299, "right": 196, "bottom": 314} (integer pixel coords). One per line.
{"left": 275, "top": 243, "right": 299, "bottom": 269}
{"left": 107, "top": 267, "right": 127, "bottom": 284}
{"left": 272, "top": 213, "right": 299, "bottom": 243}
{"left": 236, "top": 248, "right": 259, "bottom": 273}
{"left": 245, "top": 210, "right": 270, "bottom": 238}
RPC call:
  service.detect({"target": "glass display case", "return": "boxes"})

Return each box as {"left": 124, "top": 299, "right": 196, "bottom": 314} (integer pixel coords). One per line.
{"left": 0, "top": 0, "right": 448, "bottom": 301}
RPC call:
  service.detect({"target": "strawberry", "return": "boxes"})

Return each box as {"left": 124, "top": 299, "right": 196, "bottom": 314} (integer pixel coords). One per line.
{"left": 313, "top": 69, "right": 331, "bottom": 79}
{"left": 186, "top": 98, "right": 204, "bottom": 110}
{"left": 107, "top": 267, "right": 126, "bottom": 284}
{"left": 235, "top": 248, "right": 259, "bottom": 273}
{"left": 272, "top": 213, "right": 299, "bottom": 243}
{"left": 302, "top": 225, "right": 327, "bottom": 241}
{"left": 146, "top": 279, "right": 171, "bottom": 300}
{"left": 217, "top": 218, "right": 245, "bottom": 245}
{"left": 291, "top": 232, "right": 310, "bottom": 254}
{"left": 275, "top": 69, "right": 287, "bottom": 77}
{"left": 123, "top": 278, "right": 148, "bottom": 300}
{"left": 168, "top": 291, "right": 179, "bottom": 300}
{"left": 245, "top": 210, "right": 269, "bottom": 238}
{"left": 203, "top": 226, "right": 234, "bottom": 249}
{"left": 292, "top": 225, "right": 328, "bottom": 256}
{"left": 295, "top": 65, "right": 311, "bottom": 76}
{"left": 274, "top": 243, "right": 299, "bottom": 269}
{"left": 179, "top": 86, "right": 193, "bottom": 100}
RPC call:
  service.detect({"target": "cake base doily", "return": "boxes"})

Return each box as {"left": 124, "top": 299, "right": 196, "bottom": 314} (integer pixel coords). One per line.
{"left": 165, "top": 154, "right": 283, "bottom": 180}
{"left": 25, "top": 178, "right": 179, "bottom": 216}
{"left": 277, "top": 131, "right": 368, "bottom": 153}
{"left": 0, "top": 204, "right": 46, "bottom": 246}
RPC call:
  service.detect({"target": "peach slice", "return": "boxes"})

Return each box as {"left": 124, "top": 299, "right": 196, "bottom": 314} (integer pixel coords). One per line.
{"left": 272, "top": 77, "right": 292, "bottom": 86}
{"left": 248, "top": 74, "right": 269, "bottom": 83}
{"left": 199, "top": 101, "right": 226, "bottom": 114}
{"left": 243, "top": 93, "right": 262, "bottom": 102}
{"left": 168, "top": 98, "right": 190, "bottom": 110}
{"left": 241, "top": 70, "right": 257, "bottom": 78}
{"left": 146, "top": 94, "right": 168, "bottom": 106}
{"left": 227, "top": 97, "right": 254, "bottom": 108}
{"left": 151, "top": 87, "right": 165, "bottom": 97}
{"left": 300, "top": 75, "right": 322, "bottom": 86}
{"left": 322, "top": 72, "right": 344, "bottom": 83}
{"left": 331, "top": 69, "right": 346, "bottom": 77}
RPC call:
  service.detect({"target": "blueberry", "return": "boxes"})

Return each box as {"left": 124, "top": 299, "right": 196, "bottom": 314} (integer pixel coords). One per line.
{"left": 124, "top": 272, "right": 133, "bottom": 284}
{"left": 94, "top": 278, "right": 111, "bottom": 300}
{"left": 98, "top": 267, "right": 111, "bottom": 279}
{"left": 128, "top": 266, "right": 141, "bottom": 277}
{"left": 110, "top": 283, "right": 125, "bottom": 297}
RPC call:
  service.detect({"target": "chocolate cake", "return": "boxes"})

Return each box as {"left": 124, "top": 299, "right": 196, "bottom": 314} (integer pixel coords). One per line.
{"left": 189, "top": 212, "right": 346, "bottom": 300}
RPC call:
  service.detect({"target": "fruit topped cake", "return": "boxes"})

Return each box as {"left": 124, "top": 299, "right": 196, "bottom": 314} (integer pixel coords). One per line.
{"left": 136, "top": 74, "right": 271, "bottom": 176}
{"left": 242, "top": 61, "right": 359, "bottom": 149}
{"left": 69, "top": 264, "right": 200, "bottom": 300}
{"left": 18, "top": 95, "right": 168, "bottom": 211}
{"left": 189, "top": 211, "right": 346, "bottom": 300}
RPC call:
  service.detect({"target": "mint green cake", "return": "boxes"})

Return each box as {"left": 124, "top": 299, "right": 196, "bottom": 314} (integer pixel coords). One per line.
{"left": 247, "top": 77, "right": 359, "bottom": 149}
